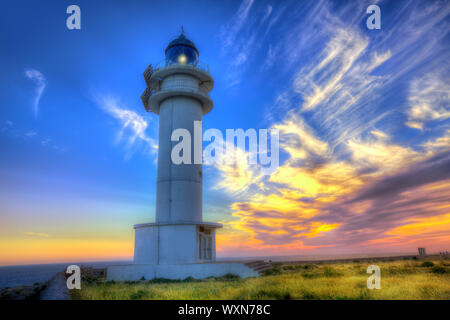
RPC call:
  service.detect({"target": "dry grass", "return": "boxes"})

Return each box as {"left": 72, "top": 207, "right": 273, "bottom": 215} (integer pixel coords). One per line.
{"left": 72, "top": 258, "right": 450, "bottom": 300}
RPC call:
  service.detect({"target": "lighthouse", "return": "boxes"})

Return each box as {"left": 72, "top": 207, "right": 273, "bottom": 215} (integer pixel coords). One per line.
{"left": 107, "top": 32, "right": 258, "bottom": 280}
{"left": 135, "top": 31, "right": 222, "bottom": 265}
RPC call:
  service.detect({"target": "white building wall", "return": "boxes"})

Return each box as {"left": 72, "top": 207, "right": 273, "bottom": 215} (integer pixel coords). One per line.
{"left": 134, "top": 226, "right": 158, "bottom": 264}
{"left": 158, "top": 225, "right": 197, "bottom": 264}
{"left": 161, "top": 74, "right": 199, "bottom": 91}
{"left": 156, "top": 95, "right": 203, "bottom": 224}
{"left": 134, "top": 224, "right": 200, "bottom": 265}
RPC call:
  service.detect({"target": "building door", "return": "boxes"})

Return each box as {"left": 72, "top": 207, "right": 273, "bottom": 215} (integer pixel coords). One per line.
{"left": 198, "top": 227, "right": 212, "bottom": 261}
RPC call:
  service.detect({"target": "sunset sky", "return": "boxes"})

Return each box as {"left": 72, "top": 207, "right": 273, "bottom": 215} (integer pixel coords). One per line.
{"left": 0, "top": 0, "right": 449, "bottom": 266}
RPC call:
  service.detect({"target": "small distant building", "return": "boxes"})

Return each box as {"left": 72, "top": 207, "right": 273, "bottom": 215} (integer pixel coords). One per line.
{"left": 418, "top": 248, "right": 426, "bottom": 256}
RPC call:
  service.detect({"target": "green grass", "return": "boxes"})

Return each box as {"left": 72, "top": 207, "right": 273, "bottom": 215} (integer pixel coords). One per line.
{"left": 72, "top": 258, "right": 450, "bottom": 300}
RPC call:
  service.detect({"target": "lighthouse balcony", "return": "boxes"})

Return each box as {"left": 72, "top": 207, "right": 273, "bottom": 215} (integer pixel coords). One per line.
{"left": 141, "top": 60, "right": 214, "bottom": 115}
{"left": 149, "top": 61, "right": 214, "bottom": 92}
{"left": 153, "top": 59, "right": 210, "bottom": 73}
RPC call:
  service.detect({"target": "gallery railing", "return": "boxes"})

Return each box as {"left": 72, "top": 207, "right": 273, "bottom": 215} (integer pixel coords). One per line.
{"left": 152, "top": 60, "right": 210, "bottom": 73}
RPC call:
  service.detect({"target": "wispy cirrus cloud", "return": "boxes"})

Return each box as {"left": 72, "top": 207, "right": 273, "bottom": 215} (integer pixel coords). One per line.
{"left": 24, "top": 68, "right": 47, "bottom": 117}
{"left": 1, "top": 121, "right": 67, "bottom": 153}
{"left": 220, "top": 0, "right": 255, "bottom": 52}
{"left": 95, "top": 94, "right": 158, "bottom": 160}
{"left": 220, "top": 0, "right": 277, "bottom": 87}
{"left": 213, "top": 0, "right": 450, "bottom": 255}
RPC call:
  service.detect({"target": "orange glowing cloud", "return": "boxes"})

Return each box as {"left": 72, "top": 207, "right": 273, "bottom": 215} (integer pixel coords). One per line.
{"left": 211, "top": 113, "right": 450, "bottom": 255}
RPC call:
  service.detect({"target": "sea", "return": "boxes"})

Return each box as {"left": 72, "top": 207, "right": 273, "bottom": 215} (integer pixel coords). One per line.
{"left": 0, "top": 260, "right": 131, "bottom": 289}
{"left": 0, "top": 252, "right": 415, "bottom": 289}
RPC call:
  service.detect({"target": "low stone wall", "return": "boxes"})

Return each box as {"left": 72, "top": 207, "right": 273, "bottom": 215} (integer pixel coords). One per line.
{"left": 107, "top": 263, "right": 258, "bottom": 281}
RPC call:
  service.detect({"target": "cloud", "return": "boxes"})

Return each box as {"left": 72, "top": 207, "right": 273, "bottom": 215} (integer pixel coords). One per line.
{"left": 41, "top": 138, "right": 51, "bottom": 146}
{"left": 213, "top": 0, "right": 450, "bottom": 255}
{"left": 95, "top": 94, "right": 158, "bottom": 159}
{"left": 220, "top": 0, "right": 255, "bottom": 52}
{"left": 262, "top": 5, "right": 272, "bottom": 23}
{"left": 1, "top": 121, "right": 67, "bottom": 152}
{"left": 295, "top": 27, "right": 369, "bottom": 112}
{"left": 406, "top": 71, "right": 450, "bottom": 130}
{"left": 220, "top": 0, "right": 280, "bottom": 87}
{"left": 25, "top": 69, "right": 47, "bottom": 117}
{"left": 211, "top": 141, "right": 263, "bottom": 196}
{"left": 422, "top": 130, "right": 450, "bottom": 151}
{"left": 24, "top": 232, "right": 50, "bottom": 238}
{"left": 349, "top": 150, "right": 450, "bottom": 203}
{"left": 274, "top": 115, "right": 329, "bottom": 162}
{"left": 305, "top": 151, "right": 450, "bottom": 247}
{"left": 346, "top": 136, "right": 421, "bottom": 176}
{"left": 39, "top": 137, "right": 67, "bottom": 152}
{"left": 217, "top": 148, "right": 450, "bottom": 253}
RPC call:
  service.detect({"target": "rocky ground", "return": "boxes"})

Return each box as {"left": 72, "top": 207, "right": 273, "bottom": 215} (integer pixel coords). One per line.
{"left": 0, "top": 267, "right": 106, "bottom": 300}
{"left": 0, "top": 282, "right": 47, "bottom": 300}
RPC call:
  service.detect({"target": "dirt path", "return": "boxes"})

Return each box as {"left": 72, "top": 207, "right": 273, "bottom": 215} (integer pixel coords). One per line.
{"left": 39, "top": 272, "right": 70, "bottom": 300}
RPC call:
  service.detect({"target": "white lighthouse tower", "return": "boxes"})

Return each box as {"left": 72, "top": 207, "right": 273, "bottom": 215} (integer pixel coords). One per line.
{"left": 135, "top": 31, "right": 222, "bottom": 265}
{"left": 107, "top": 32, "right": 258, "bottom": 281}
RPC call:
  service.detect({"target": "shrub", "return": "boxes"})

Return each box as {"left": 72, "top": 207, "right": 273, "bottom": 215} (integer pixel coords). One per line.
{"left": 220, "top": 273, "right": 240, "bottom": 281}
{"left": 283, "top": 265, "right": 295, "bottom": 271}
{"left": 323, "top": 267, "right": 342, "bottom": 277}
{"left": 130, "top": 290, "right": 147, "bottom": 300}
{"left": 151, "top": 278, "right": 184, "bottom": 284}
{"left": 302, "top": 292, "right": 318, "bottom": 299}
{"left": 263, "top": 268, "right": 281, "bottom": 276}
{"left": 184, "top": 276, "right": 196, "bottom": 282}
{"left": 253, "top": 289, "right": 291, "bottom": 300}
{"left": 431, "top": 266, "right": 446, "bottom": 274}
{"left": 301, "top": 273, "right": 316, "bottom": 279}
{"left": 421, "top": 261, "right": 434, "bottom": 267}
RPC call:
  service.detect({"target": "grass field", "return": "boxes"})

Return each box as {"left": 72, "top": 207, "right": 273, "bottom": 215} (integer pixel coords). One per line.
{"left": 72, "top": 258, "right": 450, "bottom": 300}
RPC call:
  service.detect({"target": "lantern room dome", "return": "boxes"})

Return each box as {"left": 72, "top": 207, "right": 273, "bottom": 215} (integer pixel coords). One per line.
{"left": 165, "top": 33, "right": 199, "bottom": 66}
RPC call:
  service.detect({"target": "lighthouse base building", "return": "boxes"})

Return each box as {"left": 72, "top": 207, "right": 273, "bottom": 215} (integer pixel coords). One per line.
{"left": 107, "top": 33, "right": 258, "bottom": 281}
{"left": 107, "top": 222, "right": 258, "bottom": 281}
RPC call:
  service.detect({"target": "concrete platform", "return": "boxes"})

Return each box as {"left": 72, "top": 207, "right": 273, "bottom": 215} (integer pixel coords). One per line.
{"left": 106, "top": 263, "right": 258, "bottom": 281}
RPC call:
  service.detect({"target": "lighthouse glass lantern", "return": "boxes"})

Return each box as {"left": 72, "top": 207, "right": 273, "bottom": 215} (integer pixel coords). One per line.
{"left": 165, "top": 34, "right": 199, "bottom": 66}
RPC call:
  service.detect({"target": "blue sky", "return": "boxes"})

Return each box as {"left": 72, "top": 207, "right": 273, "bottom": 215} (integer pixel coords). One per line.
{"left": 0, "top": 0, "right": 449, "bottom": 265}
